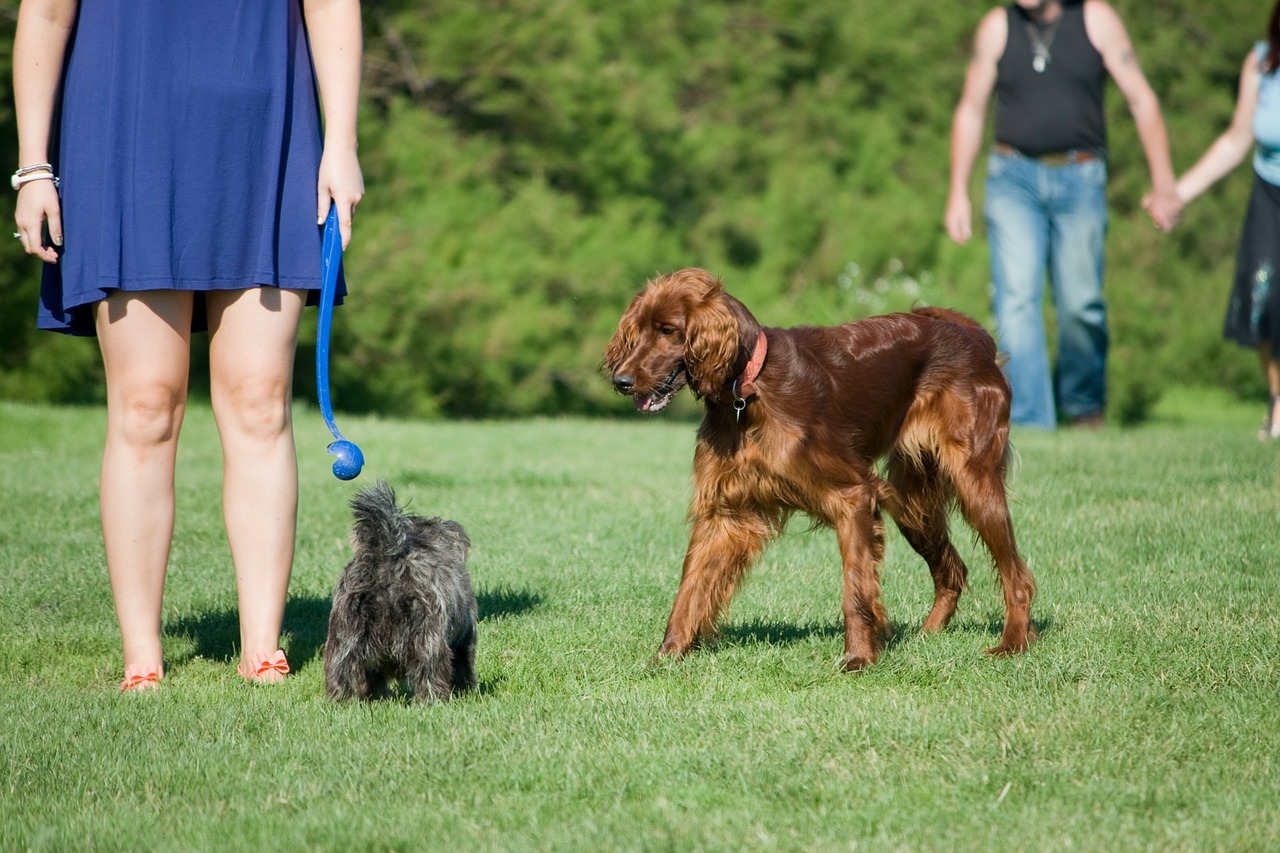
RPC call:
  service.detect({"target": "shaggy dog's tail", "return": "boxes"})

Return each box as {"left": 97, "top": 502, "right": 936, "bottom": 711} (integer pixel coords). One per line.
{"left": 349, "top": 480, "right": 412, "bottom": 558}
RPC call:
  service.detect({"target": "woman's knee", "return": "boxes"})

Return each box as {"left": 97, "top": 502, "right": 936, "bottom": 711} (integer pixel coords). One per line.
{"left": 215, "top": 376, "right": 293, "bottom": 440}
{"left": 111, "top": 383, "right": 186, "bottom": 447}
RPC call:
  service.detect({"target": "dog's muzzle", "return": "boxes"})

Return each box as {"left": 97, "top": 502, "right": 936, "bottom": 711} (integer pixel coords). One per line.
{"left": 613, "top": 365, "right": 686, "bottom": 413}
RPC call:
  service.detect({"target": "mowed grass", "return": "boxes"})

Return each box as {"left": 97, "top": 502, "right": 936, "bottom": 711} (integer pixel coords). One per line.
{"left": 1, "top": 390, "right": 1278, "bottom": 852}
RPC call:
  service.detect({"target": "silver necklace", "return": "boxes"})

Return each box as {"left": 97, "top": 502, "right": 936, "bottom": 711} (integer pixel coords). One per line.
{"left": 1025, "top": 16, "right": 1062, "bottom": 73}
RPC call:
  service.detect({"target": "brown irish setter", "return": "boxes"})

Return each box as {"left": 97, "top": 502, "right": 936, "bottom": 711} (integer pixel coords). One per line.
{"left": 603, "top": 268, "right": 1036, "bottom": 671}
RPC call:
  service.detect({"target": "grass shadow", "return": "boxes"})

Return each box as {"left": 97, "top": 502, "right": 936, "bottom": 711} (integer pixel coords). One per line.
{"left": 943, "top": 614, "right": 1054, "bottom": 640}
{"left": 713, "top": 613, "right": 1051, "bottom": 654}
{"left": 717, "top": 617, "right": 842, "bottom": 649}
{"left": 476, "top": 584, "right": 544, "bottom": 622}
{"left": 165, "top": 584, "right": 543, "bottom": 672}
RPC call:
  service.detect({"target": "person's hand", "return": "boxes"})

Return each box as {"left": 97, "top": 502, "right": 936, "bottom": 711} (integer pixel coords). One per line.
{"left": 1141, "top": 187, "right": 1183, "bottom": 233}
{"left": 317, "top": 147, "right": 364, "bottom": 250}
{"left": 13, "top": 179, "right": 62, "bottom": 264}
{"left": 944, "top": 192, "right": 973, "bottom": 245}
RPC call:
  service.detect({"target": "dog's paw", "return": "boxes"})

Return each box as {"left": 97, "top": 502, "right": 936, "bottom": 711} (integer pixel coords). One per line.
{"left": 838, "top": 654, "right": 877, "bottom": 673}
{"left": 655, "top": 631, "right": 701, "bottom": 661}
{"left": 984, "top": 629, "right": 1037, "bottom": 656}
{"left": 651, "top": 646, "right": 686, "bottom": 666}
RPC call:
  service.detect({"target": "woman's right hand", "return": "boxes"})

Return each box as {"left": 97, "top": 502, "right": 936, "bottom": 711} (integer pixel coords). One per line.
{"left": 14, "top": 178, "right": 62, "bottom": 264}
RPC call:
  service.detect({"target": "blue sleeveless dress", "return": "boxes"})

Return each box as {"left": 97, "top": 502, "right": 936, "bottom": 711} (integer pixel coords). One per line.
{"left": 37, "top": 0, "right": 344, "bottom": 336}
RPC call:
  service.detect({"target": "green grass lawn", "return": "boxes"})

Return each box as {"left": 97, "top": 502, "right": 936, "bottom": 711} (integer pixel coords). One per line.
{"left": 1, "top": 390, "right": 1278, "bottom": 851}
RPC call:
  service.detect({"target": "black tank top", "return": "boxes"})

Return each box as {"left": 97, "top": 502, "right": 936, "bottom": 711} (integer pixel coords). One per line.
{"left": 994, "top": 1, "right": 1107, "bottom": 156}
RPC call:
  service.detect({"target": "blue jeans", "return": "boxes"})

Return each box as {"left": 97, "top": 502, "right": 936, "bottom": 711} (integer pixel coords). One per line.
{"left": 984, "top": 149, "right": 1109, "bottom": 429}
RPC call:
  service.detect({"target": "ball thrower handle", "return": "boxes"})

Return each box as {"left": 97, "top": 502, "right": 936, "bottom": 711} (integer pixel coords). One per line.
{"left": 316, "top": 203, "right": 364, "bottom": 481}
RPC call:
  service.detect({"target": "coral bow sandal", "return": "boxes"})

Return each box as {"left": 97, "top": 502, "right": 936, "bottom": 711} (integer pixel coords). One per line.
{"left": 119, "top": 664, "right": 162, "bottom": 693}
{"left": 238, "top": 649, "right": 290, "bottom": 683}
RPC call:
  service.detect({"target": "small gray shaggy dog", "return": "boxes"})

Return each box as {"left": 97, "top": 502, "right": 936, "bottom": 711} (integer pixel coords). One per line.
{"left": 323, "top": 480, "right": 478, "bottom": 703}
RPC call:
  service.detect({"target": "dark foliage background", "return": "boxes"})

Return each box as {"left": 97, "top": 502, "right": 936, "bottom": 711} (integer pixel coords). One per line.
{"left": 0, "top": 1, "right": 1268, "bottom": 420}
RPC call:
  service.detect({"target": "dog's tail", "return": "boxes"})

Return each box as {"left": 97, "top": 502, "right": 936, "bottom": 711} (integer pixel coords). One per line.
{"left": 349, "top": 479, "right": 412, "bottom": 557}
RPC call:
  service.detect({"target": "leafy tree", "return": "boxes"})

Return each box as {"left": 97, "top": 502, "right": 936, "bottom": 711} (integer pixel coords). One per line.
{"left": 0, "top": 1, "right": 1269, "bottom": 419}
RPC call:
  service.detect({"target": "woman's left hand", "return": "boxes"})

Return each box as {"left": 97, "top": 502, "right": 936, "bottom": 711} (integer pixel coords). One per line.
{"left": 318, "top": 147, "right": 364, "bottom": 250}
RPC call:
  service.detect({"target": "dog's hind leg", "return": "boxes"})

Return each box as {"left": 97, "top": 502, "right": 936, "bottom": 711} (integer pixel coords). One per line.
{"left": 832, "top": 485, "right": 892, "bottom": 672}
{"left": 323, "top": 653, "right": 376, "bottom": 701}
{"left": 657, "top": 510, "right": 772, "bottom": 661}
{"left": 324, "top": 616, "right": 378, "bottom": 700}
{"left": 407, "top": 659, "right": 454, "bottom": 703}
{"left": 450, "top": 625, "right": 478, "bottom": 693}
{"left": 885, "top": 450, "right": 969, "bottom": 633}
{"left": 939, "top": 417, "right": 1036, "bottom": 655}
{"left": 403, "top": 626, "right": 457, "bottom": 703}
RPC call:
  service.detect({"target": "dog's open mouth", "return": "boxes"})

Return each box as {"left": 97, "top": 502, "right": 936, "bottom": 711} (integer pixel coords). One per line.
{"left": 634, "top": 366, "right": 686, "bottom": 413}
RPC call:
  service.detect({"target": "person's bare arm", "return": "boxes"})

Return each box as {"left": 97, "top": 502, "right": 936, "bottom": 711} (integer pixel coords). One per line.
{"left": 303, "top": 0, "right": 365, "bottom": 249}
{"left": 1085, "top": 0, "right": 1181, "bottom": 230}
{"left": 945, "top": 8, "right": 1005, "bottom": 245}
{"left": 12, "top": 0, "right": 77, "bottom": 262}
{"left": 1173, "top": 51, "right": 1260, "bottom": 205}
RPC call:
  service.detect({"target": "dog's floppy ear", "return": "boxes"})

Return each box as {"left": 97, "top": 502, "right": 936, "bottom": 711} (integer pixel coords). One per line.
{"left": 601, "top": 290, "right": 646, "bottom": 375}
{"left": 677, "top": 269, "right": 740, "bottom": 398}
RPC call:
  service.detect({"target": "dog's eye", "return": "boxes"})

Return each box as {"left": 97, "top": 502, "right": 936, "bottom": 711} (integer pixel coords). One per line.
{"left": 658, "top": 325, "right": 678, "bottom": 337}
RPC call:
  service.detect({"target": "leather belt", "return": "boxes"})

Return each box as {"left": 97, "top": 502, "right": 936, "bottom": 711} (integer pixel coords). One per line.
{"left": 993, "top": 143, "right": 1102, "bottom": 166}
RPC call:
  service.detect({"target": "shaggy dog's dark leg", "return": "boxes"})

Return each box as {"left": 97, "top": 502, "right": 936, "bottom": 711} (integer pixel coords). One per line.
{"left": 406, "top": 648, "right": 455, "bottom": 704}
{"left": 451, "top": 626, "right": 478, "bottom": 692}
{"left": 324, "top": 648, "right": 376, "bottom": 700}
{"left": 324, "top": 598, "right": 378, "bottom": 700}
{"left": 391, "top": 599, "right": 452, "bottom": 703}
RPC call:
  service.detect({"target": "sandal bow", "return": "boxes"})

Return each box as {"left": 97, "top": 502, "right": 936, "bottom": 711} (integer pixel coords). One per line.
{"left": 120, "top": 665, "right": 161, "bottom": 692}
{"left": 240, "top": 649, "right": 290, "bottom": 682}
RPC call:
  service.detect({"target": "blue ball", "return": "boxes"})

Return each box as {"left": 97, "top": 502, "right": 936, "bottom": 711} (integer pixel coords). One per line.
{"left": 328, "top": 439, "right": 365, "bottom": 481}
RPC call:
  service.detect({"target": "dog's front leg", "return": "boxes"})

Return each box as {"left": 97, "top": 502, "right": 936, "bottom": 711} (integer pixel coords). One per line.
{"left": 657, "top": 509, "right": 771, "bottom": 661}
{"left": 833, "top": 489, "right": 891, "bottom": 672}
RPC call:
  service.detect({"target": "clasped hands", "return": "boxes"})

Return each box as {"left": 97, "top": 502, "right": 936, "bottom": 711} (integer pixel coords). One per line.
{"left": 1141, "top": 186, "right": 1184, "bottom": 233}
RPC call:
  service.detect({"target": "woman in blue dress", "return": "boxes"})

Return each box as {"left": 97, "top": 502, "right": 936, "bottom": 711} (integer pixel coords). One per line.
{"left": 12, "top": 0, "right": 365, "bottom": 689}
{"left": 1156, "top": 1, "right": 1280, "bottom": 440}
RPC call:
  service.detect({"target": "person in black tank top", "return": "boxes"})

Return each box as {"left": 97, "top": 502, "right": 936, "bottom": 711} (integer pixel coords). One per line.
{"left": 944, "top": 0, "right": 1181, "bottom": 429}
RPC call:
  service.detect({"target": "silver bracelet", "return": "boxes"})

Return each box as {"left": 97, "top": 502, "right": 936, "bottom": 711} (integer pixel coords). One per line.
{"left": 14, "top": 162, "right": 53, "bottom": 177}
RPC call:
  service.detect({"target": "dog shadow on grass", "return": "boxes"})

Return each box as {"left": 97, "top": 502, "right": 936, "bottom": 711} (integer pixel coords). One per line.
{"left": 165, "top": 584, "right": 543, "bottom": 680}
{"left": 716, "top": 613, "right": 1050, "bottom": 654}
{"left": 717, "top": 618, "right": 910, "bottom": 655}
{"left": 942, "top": 614, "right": 1053, "bottom": 641}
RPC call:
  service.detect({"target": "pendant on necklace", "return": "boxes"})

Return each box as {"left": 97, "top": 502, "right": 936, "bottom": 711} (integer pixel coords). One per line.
{"left": 1025, "top": 18, "right": 1057, "bottom": 73}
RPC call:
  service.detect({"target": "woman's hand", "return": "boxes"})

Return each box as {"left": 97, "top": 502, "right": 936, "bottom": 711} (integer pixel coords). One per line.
{"left": 13, "top": 177, "right": 62, "bottom": 264}
{"left": 317, "top": 146, "right": 364, "bottom": 250}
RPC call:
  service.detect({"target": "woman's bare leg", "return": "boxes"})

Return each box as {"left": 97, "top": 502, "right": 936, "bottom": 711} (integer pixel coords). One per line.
{"left": 206, "top": 288, "right": 306, "bottom": 680}
{"left": 1259, "top": 345, "right": 1280, "bottom": 439}
{"left": 95, "top": 291, "right": 195, "bottom": 678}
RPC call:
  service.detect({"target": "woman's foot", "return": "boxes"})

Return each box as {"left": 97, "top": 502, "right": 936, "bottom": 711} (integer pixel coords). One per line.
{"left": 238, "top": 649, "right": 289, "bottom": 683}
{"left": 120, "top": 663, "right": 162, "bottom": 692}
